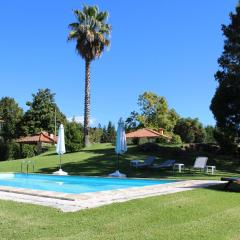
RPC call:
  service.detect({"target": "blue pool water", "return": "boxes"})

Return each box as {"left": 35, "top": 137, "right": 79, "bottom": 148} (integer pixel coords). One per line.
{"left": 0, "top": 173, "right": 177, "bottom": 194}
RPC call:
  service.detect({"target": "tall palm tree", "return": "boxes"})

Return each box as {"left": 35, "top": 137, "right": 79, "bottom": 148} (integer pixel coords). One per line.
{"left": 68, "top": 5, "right": 111, "bottom": 146}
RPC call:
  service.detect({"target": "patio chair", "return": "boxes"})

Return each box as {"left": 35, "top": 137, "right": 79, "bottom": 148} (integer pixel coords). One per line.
{"left": 191, "top": 156, "right": 208, "bottom": 172}
{"left": 221, "top": 177, "right": 240, "bottom": 190}
{"left": 149, "top": 160, "right": 176, "bottom": 169}
{"left": 130, "top": 156, "right": 156, "bottom": 168}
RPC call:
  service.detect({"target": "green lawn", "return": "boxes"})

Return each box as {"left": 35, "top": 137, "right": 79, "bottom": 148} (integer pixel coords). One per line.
{"left": 0, "top": 143, "right": 239, "bottom": 180}
{"left": 0, "top": 185, "right": 240, "bottom": 240}
{"left": 0, "top": 143, "right": 240, "bottom": 240}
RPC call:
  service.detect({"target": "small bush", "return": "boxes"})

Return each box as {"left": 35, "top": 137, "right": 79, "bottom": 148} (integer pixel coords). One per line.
{"left": 21, "top": 144, "right": 37, "bottom": 158}
{"left": 138, "top": 138, "right": 149, "bottom": 145}
{"left": 66, "top": 142, "right": 83, "bottom": 152}
{"left": 65, "top": 121, "right": 84, "bottom": 153}
{"left": 138, "top": 142, "right": 160, "bottom": 152}
{"left": 0, "top": 142, "right": 21, "bottom": 160}
{"left": 214, "top": 130, "right": 238, "bottom": 154}
{"left": 8, "top": 142, "right": 21, "bottom": 159}
{"left": 156, "top": 137, "right": 169, "bottom": 144}
{"left": 171, "top": 134, "right": 182, "bottom": 144}
{"left": 0, "top": 142, "right": 8, "bottom": 160}
{"left": 132, "top": 138, "right": 140, "bottom": 145}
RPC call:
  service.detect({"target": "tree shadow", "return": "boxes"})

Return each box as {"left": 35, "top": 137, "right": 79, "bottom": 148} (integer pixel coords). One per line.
{"left": 206, "top": 183, "right": 240, "bottom": 192}
{"left": 42, "top": 151, "right": 77, "bottom": 157}
{"left": 37, "top": 144, "right": 240, "bottom": 178}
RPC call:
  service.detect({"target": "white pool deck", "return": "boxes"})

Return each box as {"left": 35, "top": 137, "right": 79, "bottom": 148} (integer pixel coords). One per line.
{"left": 0, "top": 179, "right": 223, "bottom": 212}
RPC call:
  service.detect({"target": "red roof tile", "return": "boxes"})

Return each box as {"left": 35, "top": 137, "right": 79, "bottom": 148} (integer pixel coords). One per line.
{"left": 16, "top": 131, "right": 57, "bottom": 144}
{"left": 126, "top": 128, "right": 171, "bottom": 139}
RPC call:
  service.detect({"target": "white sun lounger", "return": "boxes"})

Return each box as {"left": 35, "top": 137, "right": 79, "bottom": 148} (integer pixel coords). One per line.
{"left": 192, "top": 157, "right": 208, "bottom": 171}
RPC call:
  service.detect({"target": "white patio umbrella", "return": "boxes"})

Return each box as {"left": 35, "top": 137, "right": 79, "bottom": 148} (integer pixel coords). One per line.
{"left": 109, "top": 118, "right": 127, "bottom": 177}
{"left": 53, "top": 124, "right": 68, "bottom": 175}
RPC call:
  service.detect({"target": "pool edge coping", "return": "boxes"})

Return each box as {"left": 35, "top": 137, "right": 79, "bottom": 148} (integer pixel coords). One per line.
{"left": 0, "top": 172, "right": 184, "bottom": 201}
{"left": 0, "top": 173, "right": 223, "bottom": 212}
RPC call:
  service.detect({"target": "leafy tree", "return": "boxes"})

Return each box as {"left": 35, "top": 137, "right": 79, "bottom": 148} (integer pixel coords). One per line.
{"left": 0, "top": 97, "right": 23, "bottom": 141}
{"left": 205, "top": 126, "right": 216, "bottom": 143}
{"left": 68, "top": 5, "right": 112, "bottom": 146}
{"left": 65, "top": 120, "right": 84, "bottom": 152}
{"left": 174, "top": 118, "right": 206, "bottom": 143}
{"left": 22, "top": 89, "right": 66, "bottom": 135}
{"left": 210, "top": 4, "right": 240, "bottom": 150}
{"left": 90, "top": 124, "right": 103, "bottom": 143}
{"left": 126, "top": 92, "right": 179, "bottom": 132}
{"left": 125, "top": 111, "right": 141, "bottom": 132}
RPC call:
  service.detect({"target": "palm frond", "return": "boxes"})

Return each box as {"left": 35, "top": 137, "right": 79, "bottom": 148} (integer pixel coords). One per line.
{"left": 68, "top": 30, "right": 79, "bottom": 41}
{"left": 97, "top": 11, "right": 108, "bottom": 22}
{"left": 68, "top": 22, "right": 79, "bottom": 30}
{"left": 88, "top": 5, "right": 98, "bottom": 18}
{"left": 68, "top": 4, "right": 112, "bottom": 61}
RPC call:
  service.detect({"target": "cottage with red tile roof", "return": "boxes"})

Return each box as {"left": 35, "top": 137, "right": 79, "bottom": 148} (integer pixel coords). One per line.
{"left": 16, "top": 131, "right": 57, "bottom": 154}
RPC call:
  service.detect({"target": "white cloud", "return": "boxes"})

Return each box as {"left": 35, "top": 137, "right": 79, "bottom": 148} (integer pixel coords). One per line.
{"left": 67, "top": 116, "right": 98, "bottom": 127}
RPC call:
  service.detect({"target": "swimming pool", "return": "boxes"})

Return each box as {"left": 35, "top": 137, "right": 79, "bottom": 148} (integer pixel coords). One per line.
{"left": 0, "top": 173, "right": 177, "bottom": 194}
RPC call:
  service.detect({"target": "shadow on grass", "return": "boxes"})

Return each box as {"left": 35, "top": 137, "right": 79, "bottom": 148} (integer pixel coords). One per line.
{"left": 42, "top": 151, "right": 78, "bottom": 157}
{"left": 206, "top": 183, "right": 240, "bottom": 193}
{"left": 37, "top": 145, "right": 240, "bottom": 179}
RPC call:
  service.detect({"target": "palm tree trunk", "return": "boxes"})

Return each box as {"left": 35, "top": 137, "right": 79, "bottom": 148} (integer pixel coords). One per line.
{"left": 84, "top": 60, "right": 91, "bottom": 146}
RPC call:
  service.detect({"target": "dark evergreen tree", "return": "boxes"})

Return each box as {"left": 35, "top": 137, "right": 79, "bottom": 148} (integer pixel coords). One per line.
{"left": 100, "top": 122, "right": 116, "bottom": 143}
{"left": 0, "top": 97, "right": 23, "bottom": 141}
{"left": 107, "top": 121, "right": 116, "bottom": 143}
{"left": 210, "top": 3, "right": 240, "bottom": 151}
{"left": 22, "top": 89, "right": 66, "bottom": 135}
{"left": 101, "top": 126, "right": 108, "bottom": 143}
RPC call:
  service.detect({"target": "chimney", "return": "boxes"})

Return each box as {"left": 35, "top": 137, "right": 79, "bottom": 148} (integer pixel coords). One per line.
{"left": 159, "top": 128, "right": 164, "bottom": 135}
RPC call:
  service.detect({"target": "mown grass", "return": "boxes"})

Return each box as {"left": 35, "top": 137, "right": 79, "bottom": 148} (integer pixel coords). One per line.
{"left": 0, "top": 143, "right": 239, "bottom": 180}
{"left": 0, "top": 143, "right": 240, "bottom": 239}
{"left": 0, "top": 185, "right": 240, "bottom": 240}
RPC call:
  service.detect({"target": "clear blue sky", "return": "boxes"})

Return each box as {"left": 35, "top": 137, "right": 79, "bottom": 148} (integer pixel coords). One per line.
{"left": 0, "top": 0, "right": 238, "bottom": 127}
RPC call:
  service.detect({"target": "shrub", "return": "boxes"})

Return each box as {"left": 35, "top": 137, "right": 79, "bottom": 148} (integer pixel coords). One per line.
{"left": 8, "top": 142, "right": 21, "bottom": 159}
{"left": 214, "top": 129, "right": 238, "bottom": 154}
{"left": 65, "top": 121, "right": 84, "bottom": 153}
{"left": 0, "top": 142, "right": 8, "bottom": 160}
{"left": 90, "top": 127, "right": 103, "bottom": 143}
{"left": 66, "top": 142, "right": 83, "bottom": 152}
{"left": 132, "top": 138, "right": 140, "bottom": 145}
{"left": 21, "top": 144, "right": 37, "bottom": 158}
{"left": 0, "top": 142, "right": 23, "bottom": 160}
{"left": 171, "top": 134, "right": 182, "bottom": 144}
{"left": 138, "top": 138, "right": 149, "bottom": 145}
{"left": 156, "top": 137, "right": 169, "bottom": 144}
{"left": 137, "top": 142, "right": 160, "bottom": 152}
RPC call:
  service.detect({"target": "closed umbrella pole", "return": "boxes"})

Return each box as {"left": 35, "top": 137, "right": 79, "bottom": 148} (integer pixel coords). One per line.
{"left": 109, "top": 118, "right": 127, "bottom": 178}
{"left": 117, "top": 154, "right": 119, "bottom": 171}
{"left": 53, "top": 124, "right": 68, "bottom": 175}
{"left": 60, "top": 154, "right": 62, "bottom": 169}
